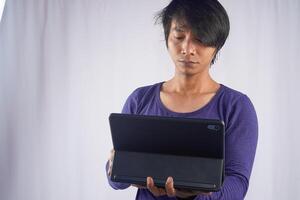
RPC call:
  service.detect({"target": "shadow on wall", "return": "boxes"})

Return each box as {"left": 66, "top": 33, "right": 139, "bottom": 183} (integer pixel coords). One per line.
{"left": 0, "top": 0, "right": 5, "bottom": 22}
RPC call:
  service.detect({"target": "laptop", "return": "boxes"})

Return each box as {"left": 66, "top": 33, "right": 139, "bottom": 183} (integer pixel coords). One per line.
{"left": 109, "top": 113, "right": 225, "bottom": 192}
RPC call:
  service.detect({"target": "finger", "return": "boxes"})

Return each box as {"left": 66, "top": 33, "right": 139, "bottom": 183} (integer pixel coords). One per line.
{"left": 147, "top": 177, "right": 159, "bottom": 195}
{"left": 109, "top": 149, "right": 115, "bottom": 160}
{"left": 147, "top": 177, "right": 165, "bottom": 197}
{"left": 165, "top": 177, "right": 176, "bottom": 197}
{"left": 107, "top": 159, "right": 112, "bottom": 176}
{"left": 108, "top": 164, "right": 112, "bottom": 176}
{"left": 108, "top": 149, "right": 115, "bottom": 175}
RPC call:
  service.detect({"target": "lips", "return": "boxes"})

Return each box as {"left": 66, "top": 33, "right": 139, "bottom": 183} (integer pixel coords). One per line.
{"left": 178, "top": 59, "right": 198, "bottom": 64}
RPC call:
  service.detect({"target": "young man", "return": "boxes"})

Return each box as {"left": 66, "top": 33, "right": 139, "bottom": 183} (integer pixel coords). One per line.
{"left": 106, "top": 0, "right": 258, "bottom": 199}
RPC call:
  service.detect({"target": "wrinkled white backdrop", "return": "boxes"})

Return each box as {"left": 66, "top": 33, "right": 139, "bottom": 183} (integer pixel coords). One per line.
{"left": 0, "top": 0, "right": 299, "bottom": 200}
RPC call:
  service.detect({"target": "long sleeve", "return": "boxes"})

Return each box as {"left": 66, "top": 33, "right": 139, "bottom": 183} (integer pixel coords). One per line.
{"left": 105, "top": 89, "right": 140, "bottom": 190}
{"left": 105, "top": 83, "right": 258, "bottom": 200}
{"left": 196, "top": 95, "right": 258, "bottom": 200}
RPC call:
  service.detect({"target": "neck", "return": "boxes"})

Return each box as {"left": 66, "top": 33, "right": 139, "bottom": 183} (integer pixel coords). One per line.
{"left": 169, "top": 70, "right": 217, "bottom": 94}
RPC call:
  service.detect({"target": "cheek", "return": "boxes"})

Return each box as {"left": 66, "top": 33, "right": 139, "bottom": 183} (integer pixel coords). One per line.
{"left": 199, "top": 47, "right": 216, "bottom": 62}
{"left": 167, "top": 48, "right": 175, "bottom": 61}
{"left": 167, "top": 41, "right": 174, "bottom": 54}
{"left": 207, "top": 47, "right": 216, "bottom": 57}
{"left": 168, "top": 40, "right": 180, "bottom": 55}
{"left": 168, "top": 46, "right": 179, "bottom": 61}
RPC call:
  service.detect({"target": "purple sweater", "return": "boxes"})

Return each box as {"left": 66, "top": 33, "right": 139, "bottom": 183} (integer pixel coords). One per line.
{"left": 106, "top": 82, "right": 258, "bottom": 200}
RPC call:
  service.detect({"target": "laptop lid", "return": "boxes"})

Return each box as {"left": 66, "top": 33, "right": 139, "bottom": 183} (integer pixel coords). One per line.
{"left": 109, "top": 113, "right": 225, "bottom": 191}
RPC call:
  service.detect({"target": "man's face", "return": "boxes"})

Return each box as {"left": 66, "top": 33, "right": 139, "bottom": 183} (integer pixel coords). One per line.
{"left": 167, "top": 20, "right": 217, "bottom": 76}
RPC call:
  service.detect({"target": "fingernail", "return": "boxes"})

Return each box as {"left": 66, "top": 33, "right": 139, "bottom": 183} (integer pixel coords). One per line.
{"left": 167, "top": 177, "right": 173, "bottom": 183}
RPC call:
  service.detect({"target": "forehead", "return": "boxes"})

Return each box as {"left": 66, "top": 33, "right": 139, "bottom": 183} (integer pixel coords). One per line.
{"left": 170, "top": 19, "right": 191, "bottom": 32}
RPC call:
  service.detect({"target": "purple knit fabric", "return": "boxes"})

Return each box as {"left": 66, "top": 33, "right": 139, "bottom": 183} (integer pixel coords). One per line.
{"left": 106, "top": 82, "right": 258, "bottom": 200}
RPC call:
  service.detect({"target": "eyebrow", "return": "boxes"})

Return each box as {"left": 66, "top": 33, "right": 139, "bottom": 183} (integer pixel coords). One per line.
{"left": 173, "top": 26, "right": 186, "bottom": 32}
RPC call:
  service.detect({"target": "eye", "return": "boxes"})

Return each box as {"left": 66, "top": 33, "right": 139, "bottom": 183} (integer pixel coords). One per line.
{"left": 174, "top": 36, "right": 184, "bottom": 40}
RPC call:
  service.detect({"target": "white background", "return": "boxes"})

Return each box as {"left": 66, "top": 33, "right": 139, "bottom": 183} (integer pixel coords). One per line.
{"left": 0, "top": 0, "right": 300, "bottom": 199}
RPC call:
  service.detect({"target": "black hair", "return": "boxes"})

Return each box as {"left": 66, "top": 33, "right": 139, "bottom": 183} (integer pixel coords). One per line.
{"left": 155, "top": 0, "right": 230, "bottom": 64}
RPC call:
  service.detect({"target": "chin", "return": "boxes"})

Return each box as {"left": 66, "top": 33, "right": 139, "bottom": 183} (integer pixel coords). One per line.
{"left": 176, "top": 67, "right": 207, "bottom": 77}
{"left": 177, "top": 69, "right": 197, "bottom": 76}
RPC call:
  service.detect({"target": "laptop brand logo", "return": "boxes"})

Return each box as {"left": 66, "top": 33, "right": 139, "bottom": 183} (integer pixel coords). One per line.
{"left": 207, "top": 125, "right": 220, "bottom": 131}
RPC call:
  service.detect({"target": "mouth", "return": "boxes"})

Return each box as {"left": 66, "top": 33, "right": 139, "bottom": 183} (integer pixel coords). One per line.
{"left": 178, "top": 59, "right": 198, "bottom": 65}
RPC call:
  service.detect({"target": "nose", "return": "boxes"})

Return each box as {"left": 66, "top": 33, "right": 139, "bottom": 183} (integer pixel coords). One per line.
{"left": 181, "top": 39, "right": 196, "bottom": 56}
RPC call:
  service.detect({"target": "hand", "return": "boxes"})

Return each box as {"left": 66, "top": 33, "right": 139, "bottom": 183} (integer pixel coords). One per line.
{"left": 146, "top": 176, "right": 212, "bottom": 198}
{"left": 107, "top": 149, "right": 115, "bottom": 176}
